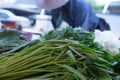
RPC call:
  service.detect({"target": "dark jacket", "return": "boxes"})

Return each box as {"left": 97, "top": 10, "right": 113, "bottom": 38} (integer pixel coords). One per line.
{"left": 51, "top": 0, "right": 110, "bottom": 31}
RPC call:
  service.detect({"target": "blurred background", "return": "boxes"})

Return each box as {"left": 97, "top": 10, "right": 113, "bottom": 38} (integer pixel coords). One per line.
{"left": 0, "top": 0, "right": 120, "bottom": 40}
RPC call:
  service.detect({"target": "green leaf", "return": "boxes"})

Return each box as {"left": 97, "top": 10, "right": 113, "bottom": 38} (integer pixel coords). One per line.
{"left": 113, "top": 54, "right": 120, "bottom": 61}
{"left": 66, "top": 50, "right": 76, "bottom": 65}
{"left": 60, "top": 65, "right": 86, "bottom": 80}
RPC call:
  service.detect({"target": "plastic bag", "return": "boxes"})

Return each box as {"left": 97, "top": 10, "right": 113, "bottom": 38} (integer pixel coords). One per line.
{"left": 94, "top": 30, "right": 120, "bottom": 56}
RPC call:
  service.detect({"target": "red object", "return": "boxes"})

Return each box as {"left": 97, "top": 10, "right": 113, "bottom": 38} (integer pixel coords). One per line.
{"left": 2, "top": 21, "right": 18, "bottom": 29}
{"left": 3, "top": 22, "right": 18, "bottom": 28}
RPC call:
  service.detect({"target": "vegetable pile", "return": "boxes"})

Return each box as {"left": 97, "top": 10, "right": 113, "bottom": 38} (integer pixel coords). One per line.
{"left": 43, "top": 27, "right": 101, "bottom": 49}
{"left": 0, "top": 27, "right": 120, "bottom": 80}
{"left": 0, "top": 30, "right": 27, "bottom": 53}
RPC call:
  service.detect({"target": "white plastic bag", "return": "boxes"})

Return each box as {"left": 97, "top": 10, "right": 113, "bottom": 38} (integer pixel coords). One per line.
{"left": 94, "top": 30, "right": 120, "bottom": 56}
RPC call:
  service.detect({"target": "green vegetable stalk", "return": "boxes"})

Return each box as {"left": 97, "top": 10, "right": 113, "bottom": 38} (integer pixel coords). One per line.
{"left": 0, "top": 40, "right": 115, "bottom": 80}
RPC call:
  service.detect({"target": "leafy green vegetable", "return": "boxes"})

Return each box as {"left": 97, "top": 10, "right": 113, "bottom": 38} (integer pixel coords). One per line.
{"left": 60, "top": 64, "right": 86, "bottom": 80}
{"left": 0, "top": 27, "right": 119, "bottom": 80}
{"left": 0, "top": 40, "right": 115, "bottom": 80}
{"left": 43, "top": 27, "right": 101, "bottom": 49}
{"left": 0, "top": 30, "right": 27, "bottom": 53}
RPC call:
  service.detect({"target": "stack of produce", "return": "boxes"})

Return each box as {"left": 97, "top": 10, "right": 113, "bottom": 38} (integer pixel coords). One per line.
{"left": 0, "top": 30, "right": 27, "bottom": 53}
{"left": 0, "top": 27, "right": 120, "bottom": 80}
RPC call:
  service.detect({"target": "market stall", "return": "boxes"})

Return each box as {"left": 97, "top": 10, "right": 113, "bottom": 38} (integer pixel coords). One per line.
{"left": 0, "top": 27, "right": 120, "bottom": 80}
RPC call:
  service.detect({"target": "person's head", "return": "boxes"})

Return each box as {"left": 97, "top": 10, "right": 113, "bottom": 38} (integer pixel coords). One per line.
{"left": 37, "top": 0, "right": 69, "bottom": 10}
